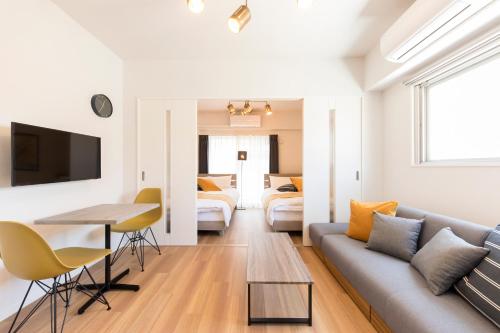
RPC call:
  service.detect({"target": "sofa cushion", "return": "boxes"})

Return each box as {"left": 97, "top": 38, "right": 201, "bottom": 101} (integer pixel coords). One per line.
{"left": 321, "top": 233, "right": 498, "bottom": 333}
{"left": 384, "top": 286, "right": 499, "bottom": 333}
{"left": 309, "top": 223, "right": 348, "bottom": 248}
{"left": 321, "top": 234, "right": 428, "bottom": 317}
{"left": 396, "top": 205, "right": 491, "bottom": 249}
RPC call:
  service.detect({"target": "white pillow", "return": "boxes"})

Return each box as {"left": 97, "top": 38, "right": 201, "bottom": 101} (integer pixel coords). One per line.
{"left": 200, "top": 176, "right": 233, "bottom": 189}
{"left": 269, "top": 176, "right": 292, "bottom": 189}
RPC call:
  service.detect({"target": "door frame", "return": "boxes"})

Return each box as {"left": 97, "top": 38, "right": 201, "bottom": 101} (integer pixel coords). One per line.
{"left": 136, "top": 96, "right": 361, "bottom": 246}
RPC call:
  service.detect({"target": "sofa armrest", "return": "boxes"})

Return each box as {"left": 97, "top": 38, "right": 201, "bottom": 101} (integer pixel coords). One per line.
{"left": 309, "top": 223, "right": 349, "bottom": 248}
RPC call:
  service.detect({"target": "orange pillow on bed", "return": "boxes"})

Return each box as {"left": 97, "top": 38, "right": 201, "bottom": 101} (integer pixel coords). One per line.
{"left": 197, "top": 178, "right": 221, "bottom": 191}
{"left": 290, "top": 177, "right": 303, "bottom": 192}
{"left": 345, "top": 200, "right": 398, "bottom": 242}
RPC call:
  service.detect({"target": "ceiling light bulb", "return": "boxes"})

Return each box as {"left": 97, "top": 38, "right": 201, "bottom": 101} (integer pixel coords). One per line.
{"left": 227, "top": 103, "right": 236, "bottom": 115}
{"left": 228, "top": 5, "right": 251, "bottom": 33}
{"left": 297, "top": 0, "right": 313, "bottom": 9}
{"left": 265, "top": 103, "right": 272, "bottom": 116}
{"left": 187, "top": 0, "right": 205, "bottom": 14}
{"left": 243, "top": 101, "right": 253, "bottom": 114}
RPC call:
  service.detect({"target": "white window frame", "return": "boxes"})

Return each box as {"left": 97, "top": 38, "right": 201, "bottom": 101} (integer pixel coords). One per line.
{"left": 408, "top": 33, "right": 500, "bottom": 167}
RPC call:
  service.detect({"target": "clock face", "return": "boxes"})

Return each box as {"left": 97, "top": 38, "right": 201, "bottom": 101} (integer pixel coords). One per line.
{"left": 91, "top": 94, "right": 113, "bottom": 118}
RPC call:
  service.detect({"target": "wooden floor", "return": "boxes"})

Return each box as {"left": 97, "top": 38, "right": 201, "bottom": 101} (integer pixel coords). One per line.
{"left": 198, "top": 209, "right": 303, "bottom": 246}
{"left": 0, "top": 210, "right": 374, "bottom": 333}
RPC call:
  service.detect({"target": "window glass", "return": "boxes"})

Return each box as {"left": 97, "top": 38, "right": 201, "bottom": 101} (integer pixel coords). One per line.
{"left": 426, "top": 54, "right": 500, "bottom": 161}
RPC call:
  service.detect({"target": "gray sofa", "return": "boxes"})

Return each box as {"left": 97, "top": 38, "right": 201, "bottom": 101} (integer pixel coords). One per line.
{"left": 309, "top": 205, "right": 498, "bottom": 333}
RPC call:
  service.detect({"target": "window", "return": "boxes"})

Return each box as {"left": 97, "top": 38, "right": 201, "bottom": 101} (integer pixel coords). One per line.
{"left": 208, "top": 135, "right": 269, "bottom": 208}
{"left": 413, "top": 39, "right": 500, "bottom": 165}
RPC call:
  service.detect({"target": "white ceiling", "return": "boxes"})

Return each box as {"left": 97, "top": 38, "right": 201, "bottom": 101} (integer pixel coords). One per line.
{"left": 198, "top": 99, "right": 302, "bottom": 113}
{"left": 52, "top": 0, "right": 413, "bottom": 60}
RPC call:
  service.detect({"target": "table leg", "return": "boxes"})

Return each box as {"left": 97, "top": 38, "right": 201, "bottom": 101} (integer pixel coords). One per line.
{"left": 77, "top": 225, "right": 140, "bottom": 314}
{"left": 105, "top": 224, "right": 111, "bottom": 286}
{"left": 308, "top": 283, "right": 312, "bottom": 326}
{"left": 247, "top": 284, "right": 251, "bottom": 326}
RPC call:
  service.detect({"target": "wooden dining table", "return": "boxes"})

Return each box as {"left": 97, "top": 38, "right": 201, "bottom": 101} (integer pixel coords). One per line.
{"left": 35, "top": 203, "right": 160, "bottom": 314}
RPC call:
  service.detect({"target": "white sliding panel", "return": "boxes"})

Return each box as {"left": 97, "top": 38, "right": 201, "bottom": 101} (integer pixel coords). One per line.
{"left": 334, "top": 96, "right": 362, "bottom": 223}
{"left": 303, "top": 97, "right": 332, "bottom": 246}
{"left": 137, "top": 102, "right": 169, "bottom": 243}
{"left": 137, "top": 99, "right": 197, "bottom": 245}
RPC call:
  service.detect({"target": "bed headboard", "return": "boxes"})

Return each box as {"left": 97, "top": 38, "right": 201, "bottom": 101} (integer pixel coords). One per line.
{"left": 264, "top": 174, "right": 302, "bottom": 189}
{"left": 198, "top": 174, "right": 237, "bottom": 188}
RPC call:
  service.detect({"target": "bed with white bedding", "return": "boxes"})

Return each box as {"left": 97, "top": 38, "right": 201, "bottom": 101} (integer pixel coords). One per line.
{"left": 262, "top": 174, "right": 303, "bottom": 231}
{"left": 197, "top": 174, "right": 239, "bottom": 233}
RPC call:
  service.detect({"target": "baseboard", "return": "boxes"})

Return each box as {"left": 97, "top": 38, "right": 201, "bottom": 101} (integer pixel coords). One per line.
{"left": 324, "top": 260, "right": 371, "bottom": 319}
{"left": 371, "top": 308, "right": 392, "bottom": 333}
{"left": 312, "top": 245, "right": 325, "bottom": 263}
{"left": 312, "top": 248, "right": 392, "bottom": 333}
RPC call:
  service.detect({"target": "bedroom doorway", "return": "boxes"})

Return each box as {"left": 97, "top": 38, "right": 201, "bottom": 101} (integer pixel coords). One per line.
{"left": 196, "top": 99, "right": 304, "bottom": 245}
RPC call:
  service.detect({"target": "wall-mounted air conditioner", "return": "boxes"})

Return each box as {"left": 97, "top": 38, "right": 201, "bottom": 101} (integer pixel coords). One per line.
{"left": 380, "top": 0, "right": 494, "bottom": 63}
{"left": 229, "top": 115, "right": 261, "bottom": 128}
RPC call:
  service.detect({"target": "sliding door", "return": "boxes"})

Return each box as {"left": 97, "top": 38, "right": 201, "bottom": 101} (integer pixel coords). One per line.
{"left": 333, "top": 97, "right": 362, "bottom": 222}
{"left": 303, "top": 97, "right": 331, "bottom": 245}
{"left": 137, "top": 99, "right": 197, "bottom": 245}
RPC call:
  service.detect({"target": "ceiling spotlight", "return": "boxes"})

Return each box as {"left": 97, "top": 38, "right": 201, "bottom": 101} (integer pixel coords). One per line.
{"left": 243, "top": 101, "right": 253, "bottom": 114}
{"left": 297, "top": 0, "right": 313, "bottom": 9}
{"left": 227, "top": 102, "right": 236, "bottom": 115}
{"left": 265, "top": 102, "right": 272, "bottom": 116}
{"left": 187, "top": 0, "right": 205, "bottom": 14}
{"left": 228, "top": 3, "right": 251, "bottom": 33}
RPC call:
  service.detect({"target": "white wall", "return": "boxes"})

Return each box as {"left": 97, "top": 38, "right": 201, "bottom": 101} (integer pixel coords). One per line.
{"left": 382, "top": 83, "right": 500, "bottom": 228}
{"left": 362, "top": 92, "right": 384, "bottom": 201}
{"left": 0, "top": 0, "right": 123, "bottom": 320}
{"left": 198, "top": 109, "right": 303, "bottom": 173}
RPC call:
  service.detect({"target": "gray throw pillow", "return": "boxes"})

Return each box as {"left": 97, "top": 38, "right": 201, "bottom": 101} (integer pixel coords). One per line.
{"left": 411, "top": 227, "right": 489, "bottom": 295}
{"left": 366, "top": 212, "right": 423, "bottom": 262}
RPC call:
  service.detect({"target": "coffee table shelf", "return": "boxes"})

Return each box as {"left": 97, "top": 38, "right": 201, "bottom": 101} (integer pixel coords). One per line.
{"left": 247, "top": 233, "right": 313, "bottom": 326}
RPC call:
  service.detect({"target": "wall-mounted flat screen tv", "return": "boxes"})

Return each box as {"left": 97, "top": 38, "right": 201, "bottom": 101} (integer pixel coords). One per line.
{"left": 11, "top": 122, "right": 101, "bottom": 186}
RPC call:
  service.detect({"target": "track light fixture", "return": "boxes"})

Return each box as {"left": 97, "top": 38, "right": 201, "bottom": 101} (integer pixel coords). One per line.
{"left": 188, "top": 1, "right": 311, "bottom": 31}
{"left": 187, "top": 0, "right": 205, "bottom": 14}
{"left": 228, "top": 1, "right": 251, "bottom": 33}
{"left": 227, "top": 100, "right": 272, "bottom": 116}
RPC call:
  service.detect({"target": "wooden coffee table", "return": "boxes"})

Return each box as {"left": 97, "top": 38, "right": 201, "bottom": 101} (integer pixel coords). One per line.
{"left": 247, "top": 233, "right": 313, "bottom": 326}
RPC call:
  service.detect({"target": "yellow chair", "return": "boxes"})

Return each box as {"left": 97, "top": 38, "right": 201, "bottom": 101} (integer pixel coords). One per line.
{"left": 0, "top": 221, "right": 111, "bottom": 333}
{"left": 111, "top": 188, "right": 162, "bottom": 271}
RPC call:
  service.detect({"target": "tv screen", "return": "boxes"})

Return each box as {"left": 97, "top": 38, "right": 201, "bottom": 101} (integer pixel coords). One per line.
{"left": 11, "top": 122, "right": 101, "bottom": 186}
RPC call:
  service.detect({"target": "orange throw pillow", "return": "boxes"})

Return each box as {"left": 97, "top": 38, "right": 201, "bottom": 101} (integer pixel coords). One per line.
{"left": 346, "top": 200, "right": 398, "bottom": 242}
{"left": 197, "top": 178, "right": 221, "bottom": 191}
{"left": 290, "top": 177, "right": 303, "bottom": 192}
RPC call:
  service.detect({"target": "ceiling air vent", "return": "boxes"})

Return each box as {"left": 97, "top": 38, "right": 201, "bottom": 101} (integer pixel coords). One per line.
{"left": 380, "top": 0, "right": 494, "bottom": 63}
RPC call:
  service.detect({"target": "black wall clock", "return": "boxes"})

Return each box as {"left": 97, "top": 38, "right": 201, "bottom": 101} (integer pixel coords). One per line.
{"left": 91, "top": 94, "right": 113, "bottom": 118}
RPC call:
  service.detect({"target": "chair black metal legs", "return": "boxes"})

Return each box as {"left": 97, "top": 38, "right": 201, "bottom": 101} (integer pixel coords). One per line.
{"left": 8, "top": 267, "right": 111, "bottom": 333}
{"left": 111, "top": 227, "right": 161, "bottom": 272}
